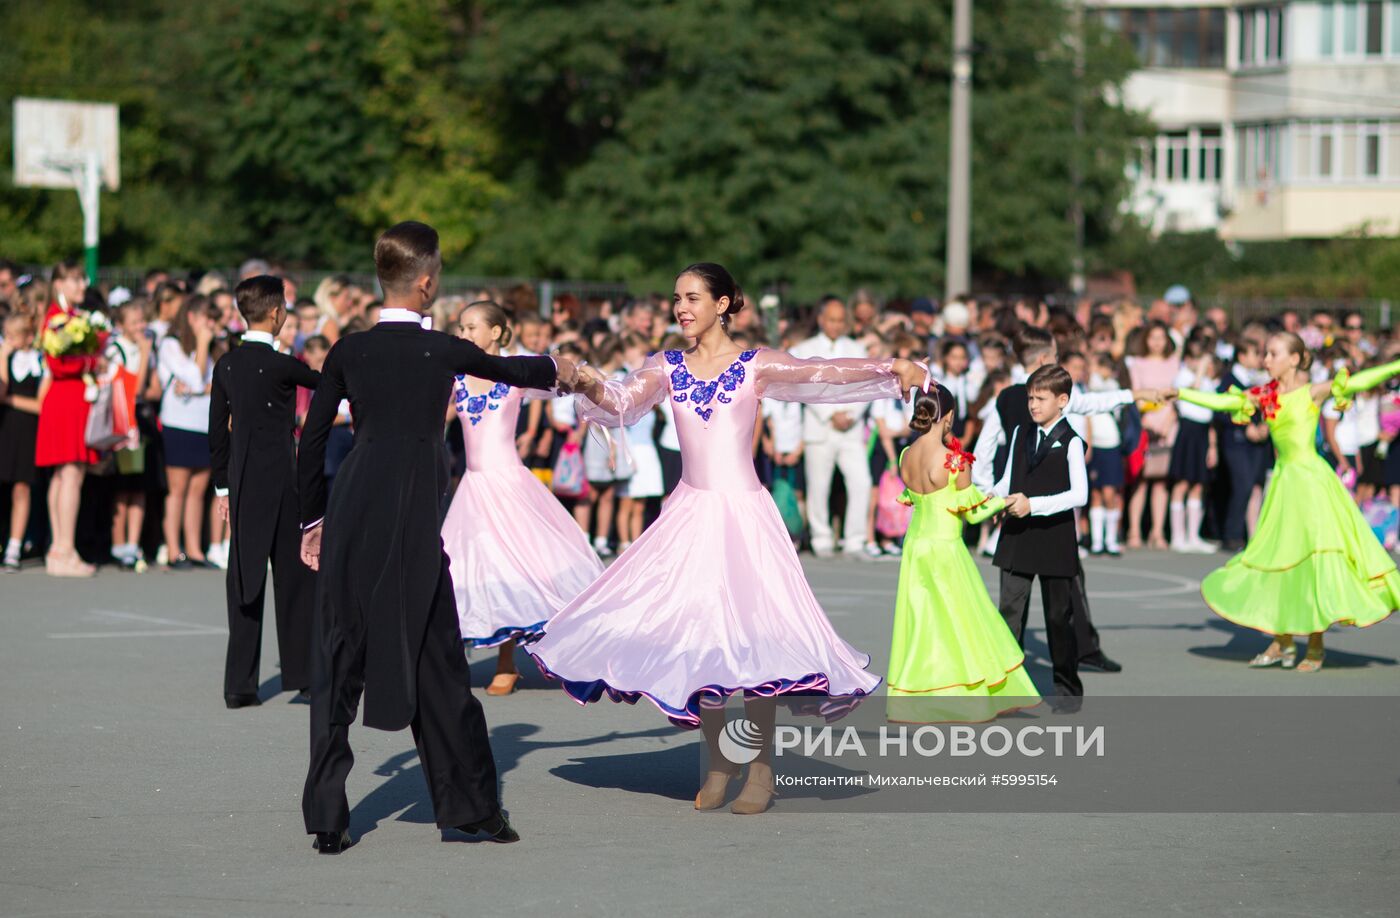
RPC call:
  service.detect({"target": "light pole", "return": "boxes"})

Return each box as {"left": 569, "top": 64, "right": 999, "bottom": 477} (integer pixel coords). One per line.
{"left": 945, "top": 0, "right": 972, "bottom": 301}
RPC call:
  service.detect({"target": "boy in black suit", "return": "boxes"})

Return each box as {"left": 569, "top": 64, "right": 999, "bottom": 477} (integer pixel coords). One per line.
{"left": 297, "top": 222, "right": 578, "bottom": 854}
{"left": 991, "top": 365, "right": 1088, "bottom": 698}
{"left": 211, "top": 275, "right": 321, "bottom": 708}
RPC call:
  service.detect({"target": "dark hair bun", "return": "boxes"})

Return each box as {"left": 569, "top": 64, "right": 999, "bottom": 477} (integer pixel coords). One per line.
{"left": 909, "top": 384, "right": 956, "bottom": 433}
{"left": 727, "top": 284, "right": 745, "bottom": 317}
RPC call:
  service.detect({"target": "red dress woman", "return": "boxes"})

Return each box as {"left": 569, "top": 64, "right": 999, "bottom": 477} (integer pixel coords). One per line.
{"left": 35, "top": 262, "right": 101, "bottom": 576}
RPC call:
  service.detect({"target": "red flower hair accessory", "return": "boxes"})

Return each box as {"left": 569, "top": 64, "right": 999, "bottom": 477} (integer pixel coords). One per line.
{"left": 943, "top": 435, "right": 975, "bottom": 473}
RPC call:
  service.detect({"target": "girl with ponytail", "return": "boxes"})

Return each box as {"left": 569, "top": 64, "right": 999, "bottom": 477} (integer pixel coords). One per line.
{"left": 440, "top": 301, "right": 604, "bottom": 695}
{"left": 885, "top": 382, "right": 1040, "bottom": 723}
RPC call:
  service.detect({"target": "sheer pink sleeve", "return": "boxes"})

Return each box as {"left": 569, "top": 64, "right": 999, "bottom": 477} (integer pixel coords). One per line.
{"left": 574, "top": 352, "right": 670, "bottom": 427}
{"left": 753, "top": 348, "right": 903, "bottom": 403}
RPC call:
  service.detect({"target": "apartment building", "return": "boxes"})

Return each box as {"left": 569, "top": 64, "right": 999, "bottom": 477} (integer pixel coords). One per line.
{"left": 1089, "top": 1, "right": 1400, "bottom": 239}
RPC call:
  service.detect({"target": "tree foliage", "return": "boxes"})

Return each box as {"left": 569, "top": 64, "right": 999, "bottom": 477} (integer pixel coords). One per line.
{"left": 1, "top": 0, "right": 1148, "bottom": 295}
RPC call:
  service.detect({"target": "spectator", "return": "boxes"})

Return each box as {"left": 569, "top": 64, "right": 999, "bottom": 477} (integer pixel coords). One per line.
{"left": 791, "top": 296, "right": 872, "bottom": 558}
{"left": 157, "top": 295, "right": 221, "bottom": 569}
{"left": 34, "top": 261, "right": 101, "bottom": 577}
{"left": 1125, "top": 320, "right": 1180, "bottom": 549}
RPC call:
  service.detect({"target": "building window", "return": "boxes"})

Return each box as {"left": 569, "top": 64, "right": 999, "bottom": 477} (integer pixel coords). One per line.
{"left": 1292, "top": 120, "right": 1395, "bottom": 182}
{"left": 1366, "top": 1, "right": 1385, "bottom": 54}
{"left": 1238, "top": 5, "right": 1286, "bottom": 67}
{"left": 1342, "top": 1, "right": 1361, "bottom": 54}
{"left": 1319, "top": 1, "right": 1399, "bottom": 57}
{"left": 1362, "top": 122, "right": 1383, "bottom": 176}
{"left": 1199, "top": 129, "right": 1223, "bottom": 181}
{"left": 1237, "top": 123, "right": 1285, "bottom": 186}
{"left": 1099, "top": 6, "right": 1227, "bottom": 68}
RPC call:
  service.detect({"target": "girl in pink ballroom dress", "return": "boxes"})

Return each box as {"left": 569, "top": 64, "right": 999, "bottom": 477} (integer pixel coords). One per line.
{"left": 527, "top": 263, "right": 928, "bottom": 815}
{"left": 441, "top": 301, "right": 604, "bottom": 696}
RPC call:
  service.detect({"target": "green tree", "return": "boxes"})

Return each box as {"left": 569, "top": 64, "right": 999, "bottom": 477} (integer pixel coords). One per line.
{"left": 462, "top": 0, "right": 1147, "bottom": 298}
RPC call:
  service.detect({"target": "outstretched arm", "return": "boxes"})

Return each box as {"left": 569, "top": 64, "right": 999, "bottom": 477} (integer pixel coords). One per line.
{"left": 1178, "top": 387, "right": 1255, "bottom": 425}
{"left": 573, "top": 353, "right": 670, "bottom": 428}
{"left": 754, "top": 349, "right": 927, "bottom": 403}
{"left": 447, "top": 335, "right": 557, "bottom": 391}
{"left": 1320, "top": 357, "right": 1400, "bottom": 408}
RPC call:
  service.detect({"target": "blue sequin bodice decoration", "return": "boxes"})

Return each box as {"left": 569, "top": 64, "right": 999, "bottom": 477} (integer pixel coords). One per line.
{"left": 665, "top": 349, "right": 758, "bottom": 422}
{"left": 453, "top": 378, "right": 511, "bottom": 426}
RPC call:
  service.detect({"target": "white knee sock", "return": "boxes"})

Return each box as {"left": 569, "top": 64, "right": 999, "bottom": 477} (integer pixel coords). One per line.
{"left": 1186, "top": 498, "right": 1205, "bottom": 545}
{"left": 1089, "top": 506, "right": 1105, "bottom": 552}
{"left": 1169, "top": 501, "right": 1186, "bottom": 549}
{"left": 1105, "top": 509, "right": 1121, "bottom": 551}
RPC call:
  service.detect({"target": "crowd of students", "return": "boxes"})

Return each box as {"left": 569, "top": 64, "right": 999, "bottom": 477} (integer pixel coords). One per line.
{"left": 1, "top": 254, "right": 1397, "bottom": 577}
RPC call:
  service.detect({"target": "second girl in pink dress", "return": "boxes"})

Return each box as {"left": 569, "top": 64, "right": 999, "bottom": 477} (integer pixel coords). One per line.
{"left": 441, "top": 301, "right": 603, "bottom": 695}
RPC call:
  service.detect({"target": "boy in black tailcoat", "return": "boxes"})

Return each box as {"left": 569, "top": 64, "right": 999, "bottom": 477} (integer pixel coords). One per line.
{"left": 296, "top": 222, "right": 578, "bottom": 853}
{"left": 211, "top": 275, "right": 321, "bottom": 708}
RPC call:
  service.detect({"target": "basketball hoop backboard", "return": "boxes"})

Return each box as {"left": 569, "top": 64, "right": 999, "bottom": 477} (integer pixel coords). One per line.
{"left": 13, "top": 97, "right": 120, "bottom": 191}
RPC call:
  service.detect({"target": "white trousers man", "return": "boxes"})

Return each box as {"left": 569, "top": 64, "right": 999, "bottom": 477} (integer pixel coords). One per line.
{"left": 804, "top": 436, "right": 871, "bottom": 556}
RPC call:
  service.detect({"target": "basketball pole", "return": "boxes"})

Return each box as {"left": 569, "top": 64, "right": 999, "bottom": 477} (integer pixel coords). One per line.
{"left": 78, "top": 150, "right": 101, "bottom": 283}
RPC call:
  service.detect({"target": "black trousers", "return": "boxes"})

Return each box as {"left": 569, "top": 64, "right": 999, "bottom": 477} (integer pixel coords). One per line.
{"left": 302, "top": 555, "right": 499, "bottom": 833}
{"left": 998, "top": 569, "right": 1083, "bottom": 697}
{"left": 1070, "top": 567, "right": 1102, "bottom": 660}
{"left": 1221, "top": 445, "right": 1269, "bottom": 543}
{"left": 223, "top": 496, "right": 313, "bottom": 696}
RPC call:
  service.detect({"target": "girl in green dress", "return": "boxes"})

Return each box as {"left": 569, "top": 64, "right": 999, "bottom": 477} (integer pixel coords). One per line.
{"left": 886, "top": 384, "right": 1040, "bottom": 723}
{"left": 1176, "top": 332, "right": 1400, "bottom": 672}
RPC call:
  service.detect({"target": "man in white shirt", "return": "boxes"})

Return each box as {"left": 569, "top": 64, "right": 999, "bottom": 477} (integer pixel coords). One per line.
{"left": 790, "top": 297, "right": 873, "bottom": 558}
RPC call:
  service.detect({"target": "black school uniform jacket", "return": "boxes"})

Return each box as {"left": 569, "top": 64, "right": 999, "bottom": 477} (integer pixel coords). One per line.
{"left": 992, "top": 417, "right": 1083, "bottom": 578}
{"left": 210, "top": 339, "right": 321, "bottom": 604}
{"left": 298, "top": 321, "right": 557, "bottom": 731}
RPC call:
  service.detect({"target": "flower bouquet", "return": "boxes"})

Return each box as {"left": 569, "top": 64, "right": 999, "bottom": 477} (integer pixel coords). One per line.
{"left": 41, "top": 306, "right": 110, "bottom": 359}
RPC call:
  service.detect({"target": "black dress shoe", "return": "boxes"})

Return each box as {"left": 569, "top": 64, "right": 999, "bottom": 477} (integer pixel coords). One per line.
{"left": 1221, "top": 539, "right": 1245, "bottom": 552}
{"left": 1049, "top": 695, "right": 1084, "bottom": 715}
{"left": 167, "top": 554, "right": 193, "bottom": 571}
{"left": 313, "top": 830, "right": 353, "bottom": 854}
{"left": 224, "top": 693, "right": 261, "bottom": 709}
{"left": 1079, "top": 652, "right": 1123, "bottom": 673}
{"left": 454, "top": 812, "right": 519, "bottom": 843}
{"left": 293, "top": 688, "right": 312, "bottom": 704}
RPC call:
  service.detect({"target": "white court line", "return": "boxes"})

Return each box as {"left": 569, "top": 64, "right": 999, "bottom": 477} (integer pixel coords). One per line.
{"left": 50, "top": 628, "right": 227, "bottom": 639}
{"left": 47, "top": 608, "right": 226, "bottom": 639}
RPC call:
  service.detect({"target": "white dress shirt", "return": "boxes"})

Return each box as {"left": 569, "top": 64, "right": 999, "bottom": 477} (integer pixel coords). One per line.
{"left": 991, "top": 419, "right": 1089, "bottom": 517}
{"left": 972, "top": 386, "right": 1134, "bottom": 491}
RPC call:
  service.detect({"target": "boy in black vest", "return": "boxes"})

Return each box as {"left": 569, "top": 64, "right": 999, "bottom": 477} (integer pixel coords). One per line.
{"left": 211, "top": 275, "right": 321, "bottom": 708}
{"left": 992, "top": 365, "right": 1088, "bottom": 698}
{"left": 974, "top": 326, "right": 1172, "bottom": 675}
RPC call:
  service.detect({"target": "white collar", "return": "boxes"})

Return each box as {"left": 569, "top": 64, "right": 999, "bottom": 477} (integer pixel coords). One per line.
{"left": 10, "top": 349, "right": 42, "bottom": 382}
{"left": 1037, "top": 418, "right": 1064, "bottom": 436}
{"left": 242, "top": 330, "right": 276, "bottom": 347}
{"left": 379, "top": 308, "right": 433, "bottom": 330}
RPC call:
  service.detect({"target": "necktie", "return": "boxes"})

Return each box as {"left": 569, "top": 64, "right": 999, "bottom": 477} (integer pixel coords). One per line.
{"left": 1036, "top": 429, "right": 1046, "bottom": 452}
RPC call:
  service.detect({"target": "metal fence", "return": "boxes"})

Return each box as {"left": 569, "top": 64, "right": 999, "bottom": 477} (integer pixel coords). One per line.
{"left": 1200, "top": 296, "right": 1395, "bottom": 329}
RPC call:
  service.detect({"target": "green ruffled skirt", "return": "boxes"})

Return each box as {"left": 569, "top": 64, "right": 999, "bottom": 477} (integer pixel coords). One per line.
{"left": 1204, "top": 454, "right": 1400, "bottom": 634}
